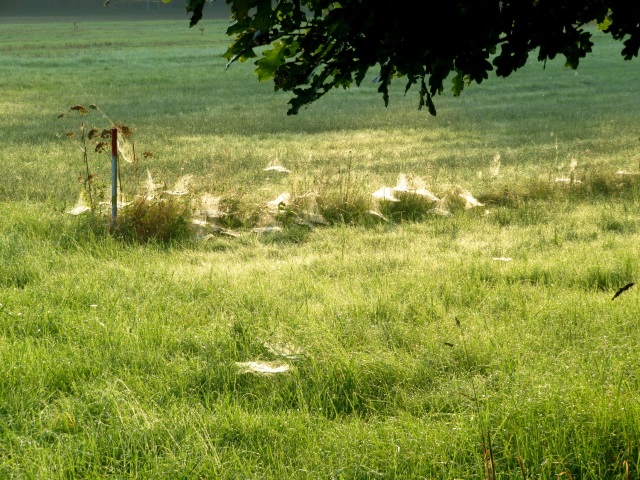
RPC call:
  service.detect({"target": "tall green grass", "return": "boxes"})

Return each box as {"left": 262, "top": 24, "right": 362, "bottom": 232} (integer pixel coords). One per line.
{"left": 0, "top": 17, "right": 639, "bottom": 479}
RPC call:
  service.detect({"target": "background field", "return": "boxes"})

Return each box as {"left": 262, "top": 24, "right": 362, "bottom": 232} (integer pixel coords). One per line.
{"left": 1, "top": 16, "right": 640, "bottom": 479}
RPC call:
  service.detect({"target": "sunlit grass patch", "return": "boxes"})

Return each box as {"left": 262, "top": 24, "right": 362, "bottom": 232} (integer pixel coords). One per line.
{"left": 1, "top": 16, "right": 640, "bottom": 480}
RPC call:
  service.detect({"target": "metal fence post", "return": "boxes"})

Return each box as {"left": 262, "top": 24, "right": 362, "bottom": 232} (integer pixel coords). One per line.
{"left": 111, "top": 127, "right": 118, "bottom": 229}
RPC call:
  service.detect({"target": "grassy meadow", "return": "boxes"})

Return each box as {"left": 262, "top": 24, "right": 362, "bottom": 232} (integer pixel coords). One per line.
{"left": 1, "top": 16, "right": 640, "bottom": 479}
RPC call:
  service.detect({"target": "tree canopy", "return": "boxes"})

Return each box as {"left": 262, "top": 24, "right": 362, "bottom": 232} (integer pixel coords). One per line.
{"left": 181, "top": 0, "right": 639, "bottom": 115}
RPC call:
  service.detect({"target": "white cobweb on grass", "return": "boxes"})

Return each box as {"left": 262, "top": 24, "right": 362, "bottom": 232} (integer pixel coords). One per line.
{"left": 235, "top": 361, "right": 291, "bottom": 375}
{"left": 458, "top": 191, "right": 484, "bottom": 209}
{"left": 165, "top": 175, "right": 194, "bottom": 196}
{"left": 372, "top": 187, "right": 399, "bottom": 202}
{"left": 67, "top": 191, "right": 91, "bottom": 215}
{"left": 373, "top": 174, "right": 441, "bottom": 203}
{"left": 266, "top": 192, "right": 292, "bottom": 213}
{"left": 263, "top": 165, "right": 291, "bottom": 173}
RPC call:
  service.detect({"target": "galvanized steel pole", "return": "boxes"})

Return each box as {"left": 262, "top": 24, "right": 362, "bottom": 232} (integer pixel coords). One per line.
{"left": 111, "top": 127, "right": 118, "bottom": 228}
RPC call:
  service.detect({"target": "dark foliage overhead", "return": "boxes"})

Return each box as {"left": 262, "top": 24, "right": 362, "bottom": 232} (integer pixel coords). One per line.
{"left": 182, "top": 0, "right": 639, "bottom": 115}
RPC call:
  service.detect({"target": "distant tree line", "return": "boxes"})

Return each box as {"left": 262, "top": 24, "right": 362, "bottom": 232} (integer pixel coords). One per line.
{"left": 1, "top": 0, "right": 229, "bottom": 17}
{"left": 1, "top": 0, "right": 170, "bottom": 15}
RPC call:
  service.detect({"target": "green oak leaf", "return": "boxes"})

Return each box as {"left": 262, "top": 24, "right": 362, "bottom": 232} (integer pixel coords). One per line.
{"left": 255, "top": 41, "right": 287, "bottom": 82}
{"left": 451, "top": 71, "right": 465, "bottom": 96}
{"left": 597, "top": 16, "right": 612, "bottom": 32}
